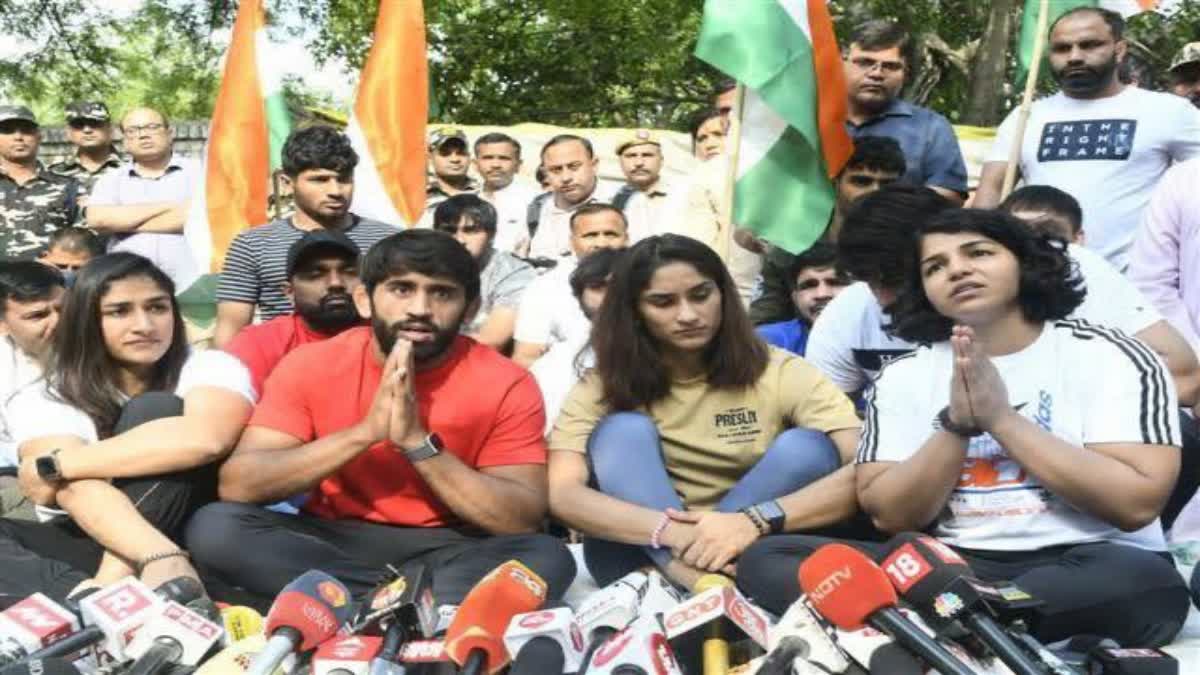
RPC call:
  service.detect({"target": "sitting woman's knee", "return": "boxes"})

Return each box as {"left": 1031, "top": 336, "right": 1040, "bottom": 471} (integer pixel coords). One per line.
{"left": 114, "top": 392, "right": 184, "bottom": 434}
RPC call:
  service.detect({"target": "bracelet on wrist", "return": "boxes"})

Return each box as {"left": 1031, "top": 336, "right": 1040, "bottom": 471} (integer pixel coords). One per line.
{"left": 650, "top": 512, "right": 671, "bottom": 549}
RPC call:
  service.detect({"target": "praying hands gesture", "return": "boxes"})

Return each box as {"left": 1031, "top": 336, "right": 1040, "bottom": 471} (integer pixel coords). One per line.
{"left": 950, "top": 325, "right": 1012, "bottom": 432}
{"left": 361, "top": 339, "right": 428, "bottom": 451}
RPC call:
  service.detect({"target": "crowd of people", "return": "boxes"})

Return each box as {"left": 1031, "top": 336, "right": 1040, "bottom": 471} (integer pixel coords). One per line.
{"left": 2, "top": 6, "right": 1200, "bottom": 663}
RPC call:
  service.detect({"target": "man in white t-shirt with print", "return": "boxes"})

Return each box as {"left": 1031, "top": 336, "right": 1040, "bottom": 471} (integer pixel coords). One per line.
{"left": 513, "top": 204, "right": 629, "bottom": 368}
{"left": 806, "top": 186, "right": 1200, "bottom": 408}
{"left": 974, "top": 7, "right": 1200, "bottom": 270}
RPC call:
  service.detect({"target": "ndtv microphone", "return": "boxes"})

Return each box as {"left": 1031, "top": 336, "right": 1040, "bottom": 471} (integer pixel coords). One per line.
{"left": 878, "top": 532, "right": 1047, "bottom": 675}
{"left": 798, "top": 543, "right": 975, "bottom": 675}
{"left": 247, "top": 570, "right": 355, "bottom": 675}
{"left": 444, "top": 560, "right": 548, "bottom": 675}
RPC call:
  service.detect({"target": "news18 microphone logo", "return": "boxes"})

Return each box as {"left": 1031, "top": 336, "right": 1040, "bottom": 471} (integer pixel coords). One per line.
{"left": 880, "top": 544, "right": 933, "bottom": 594}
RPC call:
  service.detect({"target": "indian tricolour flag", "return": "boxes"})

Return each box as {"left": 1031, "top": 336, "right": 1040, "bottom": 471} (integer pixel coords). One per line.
{"left": 346, "top": 1, "right": 428, "bottom": 227}
{"left": 184, "top": 0, "right": 291, "bottom": 284}
{"left": 695, "top": 0, "right": 853, "bottom": 255}
{"left": 1018, "top": 0, "right": 1185, "bottom": 78}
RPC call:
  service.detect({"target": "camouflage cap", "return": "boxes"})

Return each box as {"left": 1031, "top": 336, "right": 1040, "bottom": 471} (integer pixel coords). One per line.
{"left": 615, "top": 129, "right": 661, "bottom": 156}
{"left": 428, "top": 127, "right": 468, "bottom": 151}
{"left": 64, "top": 101, "right": 111, "bottom": 122}
{"left": 1170, "top": 42, "right": 1200, "bottom": 73}
{"left": 0, "top": 105, "right": 37, "bottom": 125}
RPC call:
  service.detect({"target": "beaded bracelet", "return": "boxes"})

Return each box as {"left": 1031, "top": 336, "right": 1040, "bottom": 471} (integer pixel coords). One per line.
{"left": 650, "top": 512, "right": 672, "bottom": 549}
{"left": 137, "top": 549, "right": 190, "bottom": 574}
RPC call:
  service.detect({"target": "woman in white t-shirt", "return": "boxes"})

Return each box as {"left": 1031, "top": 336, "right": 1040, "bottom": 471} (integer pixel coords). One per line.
{"left": 738, "top": 209, "right": 1189, "bottom": 647}
{"left": 0, "top": 253, "right": 255, "bottom": 604}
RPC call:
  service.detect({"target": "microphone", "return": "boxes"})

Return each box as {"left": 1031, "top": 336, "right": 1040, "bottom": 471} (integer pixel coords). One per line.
{"left": 0, "top": 657, "right": 82, "bottom": 675}
{"left": 877, "top": 533, "right": 1045, "bottom": 675}
{"left": 247, "top": 570, "right": 355, "bottom": 675}
{"left": 660, "top": 576, "right": 771, "bottom": 649}
{"left": 798, "top": 543, "right": 975, "bottom": 675}
{"left": 582, "top": 613, "right": 684, "bottom": 675}
{"left": 193, "top": 634, "right": 282, "bottom": 674}
{"left": 221, "top": 606, "right": 266, "bottom": 645}
{"left": 0, "top": 594, "right": 81, "bottom": 667}
{"left": 693, "top": 575, "right": 731, "bottom": 675}
{"left": 765, "top": 597, "right": 851, "bottom": 673}
{"left": 1087, "top": 646, "right": 1178, "bottom": 674}
{"left": 312, "top": 635, "right": 383, "bottom": 675}
{"left": 443, "top": 560, "right": 549, "bottom": 675}
{"left": 509, "top": 636, "right": 565, "bottom": 675}
{"left": 25, "top": 577, "right": 163, "bottom": 665}
{"left": 574, "top": 570, "right": 650, "bottom": 673}
{"left": 351, "top": 563, "right": 436, "bottom": 674}
{"left": 504, "top": 608, "right": 586, "bottom": 673}
{"left": 123, "top": 600, "right": 224, "bottom": 675}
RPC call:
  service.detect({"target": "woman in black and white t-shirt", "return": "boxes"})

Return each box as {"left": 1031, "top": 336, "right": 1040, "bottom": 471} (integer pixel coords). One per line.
{"left": 0, "top": 253, "right": 254, "bottom": 603}
{"left": 738, "top": 209, "right": 1189, "bottom": 647}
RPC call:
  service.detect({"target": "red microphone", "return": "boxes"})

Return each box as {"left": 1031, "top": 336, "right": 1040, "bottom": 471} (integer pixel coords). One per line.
{"left": 444, "top": 560, "right": 548, "bottom": 675}
{"left": 798, "top": 543, "right": 976, "bottom": 675}
{"left": 248, "top": 571, "right": 355, "bottom": 675}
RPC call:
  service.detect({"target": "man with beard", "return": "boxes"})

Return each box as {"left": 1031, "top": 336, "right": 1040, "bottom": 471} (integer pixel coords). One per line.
{"left": 975, "top": 7, "right": 1200, "bottom": 270}
{"left": 474, "top": 132, "right": 539, "bottom": 253}
{"left": 1167, "top": 43, "right": 1200, "bottom": 110}
{"left": 755, "top": 244, "right": 849, "bottom": 356}
{"left": 187, "top": 230, "right": 576, "bottom": 606}
{"left": 213, "top": 126, "right": 396, "bottom": 348}
{"left": 224, "top": 230, "right": 363, "bottom": 397}
{"left": 842, "top": 21, "right": 966, "bottom": 203}
{"left": 0, "top": 105, "right": 79, "bottom": 260}
{"left": 48, "top": 101, "right": 123, "bottom": 207}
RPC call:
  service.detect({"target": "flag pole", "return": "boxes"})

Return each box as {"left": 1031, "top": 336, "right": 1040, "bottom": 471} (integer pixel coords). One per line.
{"left": 1002, "top": 0, "right": 1049, "bottom": 199}
{"left": 719, "top": 83, "right": 746, "bottom": 262}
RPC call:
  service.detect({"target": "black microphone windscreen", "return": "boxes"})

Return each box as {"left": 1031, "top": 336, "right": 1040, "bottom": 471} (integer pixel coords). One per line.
{"left": 867, "top": 641, "right": 926, "bottom": 675}
{"left": 509, "top": 636, "right": 565, "bottom": 675}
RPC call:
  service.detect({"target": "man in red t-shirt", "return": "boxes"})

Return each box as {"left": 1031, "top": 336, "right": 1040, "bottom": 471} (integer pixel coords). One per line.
{"left": 186, "top": 231, "right": 575, "bottom": 606}
{"left": 224, "top": 229, "right": 363, "bottom": 398}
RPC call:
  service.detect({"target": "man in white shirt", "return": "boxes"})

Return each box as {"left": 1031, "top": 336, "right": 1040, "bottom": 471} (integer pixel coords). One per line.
{"left": 474, "top": 132, "right": 540, "bottom": 254}
{"left": 974, "top": 7, "right": 1200, "bottom": 269}
{"left": 613, "top": 130, "right": 686, "bottom": 242}
{"left": 513, "top": 204, "right": 629, "bottom": 368}
{"left": 527, "top": 135, "right": 618, "bottom": 262}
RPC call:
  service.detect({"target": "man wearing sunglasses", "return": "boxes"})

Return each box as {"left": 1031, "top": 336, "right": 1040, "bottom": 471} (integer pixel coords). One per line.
{"left": 48, "top": 101, "right": 123, "bottom": 208}
{"left": 0, "top": 105, "right": 80, "bottom": 260}
{"left": 842, "top": 20, "right": 966, "bottom": 205}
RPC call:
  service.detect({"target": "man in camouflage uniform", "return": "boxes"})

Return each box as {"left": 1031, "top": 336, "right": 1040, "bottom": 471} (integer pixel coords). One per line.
{"left": 416, "top": 127, "right": 479, "bottom": 227}
{"left": 0, "top": 105, "right": 79, "bottom": 260}
{"left": 48, "top": 101, "right": 123, "bottom": 207}
{"left": 1169, "top": 42, "right": 1200, "bottom": 109}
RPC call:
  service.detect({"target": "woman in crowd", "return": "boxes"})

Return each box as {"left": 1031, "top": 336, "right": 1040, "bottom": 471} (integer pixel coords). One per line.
{"left": 0, "top": 253, "right": 254, "bottom": 602}
{"left": 738, "top": 209, "right": 1189, "bottom": 647}
{"left": 548, "top": 234, "right": 861, "bottom": 588}
{"left": 689, "top": 107, "right": 727, "bottom": 162}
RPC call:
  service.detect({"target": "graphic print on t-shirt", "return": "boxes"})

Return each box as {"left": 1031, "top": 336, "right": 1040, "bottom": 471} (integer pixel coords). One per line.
{"left": 712, "top": 406, "right": 761, "bottom": 446}
{"left": 952, "top": 391, "right": 1054, "bottom": 519}
{"left": 1037, "top": 119, "right": 1136, "bottom": 162}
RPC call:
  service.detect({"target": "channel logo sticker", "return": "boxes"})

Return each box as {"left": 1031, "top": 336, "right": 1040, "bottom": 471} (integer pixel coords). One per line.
{"left": 318, "top": 581, "right": 348, "bottom": 608}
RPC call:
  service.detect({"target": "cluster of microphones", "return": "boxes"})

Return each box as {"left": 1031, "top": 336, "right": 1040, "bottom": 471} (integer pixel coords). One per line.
{"left": 0, "top": 532, "right": 1182, "bottom": 674}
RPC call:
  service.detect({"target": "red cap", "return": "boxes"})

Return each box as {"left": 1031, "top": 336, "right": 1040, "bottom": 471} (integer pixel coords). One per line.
{"left": 798, "top": 543, "right": 898, "bottom": 630}
{"left": 444, "top": 560, "right": 548, "bottom": 673}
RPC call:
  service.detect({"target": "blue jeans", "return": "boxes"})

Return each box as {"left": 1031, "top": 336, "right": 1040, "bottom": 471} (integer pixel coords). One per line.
{"left": 583, "top": 412, "right": 841, "bottom": 585}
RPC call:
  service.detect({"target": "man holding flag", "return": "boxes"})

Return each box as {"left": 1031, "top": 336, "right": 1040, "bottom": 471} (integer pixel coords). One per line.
{"left": 975, "top": 5, "right": 1200, "bottom": 270}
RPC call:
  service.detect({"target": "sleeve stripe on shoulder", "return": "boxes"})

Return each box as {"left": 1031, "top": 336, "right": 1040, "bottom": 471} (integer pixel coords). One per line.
{"left": 855, "top": 350, "right": 918, "bottom": 463}
{"left": 1055, "top": 319, "right": 1174, "bottom": 445}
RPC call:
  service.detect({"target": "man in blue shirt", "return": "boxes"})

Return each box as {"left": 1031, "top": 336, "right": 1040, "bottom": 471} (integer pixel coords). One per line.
{"left": 756, "top": 244, "right": 848, "bottom": 355}
{"left": 842, "top": 20, "right": 967, "bottom": 204}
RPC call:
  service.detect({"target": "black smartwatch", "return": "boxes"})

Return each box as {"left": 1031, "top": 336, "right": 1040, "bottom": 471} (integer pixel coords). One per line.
{"left": 935, "top": 406, "right": 983, "bottom": 438}
{"left": 35, "top": 449, "right": 64, "bottom": 483}
{"left": 403, "top": 433, "right": 444, "bottom": 463}
{"left": 753, "top": 500, "right": 786, "bottom": 534}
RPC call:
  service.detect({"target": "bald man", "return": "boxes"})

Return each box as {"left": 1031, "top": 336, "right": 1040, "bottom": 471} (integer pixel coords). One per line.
{"left": 86, "top": 107, "right": 199, "bottom": 289}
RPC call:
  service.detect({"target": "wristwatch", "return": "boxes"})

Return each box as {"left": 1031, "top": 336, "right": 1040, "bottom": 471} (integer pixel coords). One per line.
{"left": 753, "top": 500, "right": 786, "bottom": 534}
{"left": 403, "top": 433, "right": 444, "bottom": 463}
{"left": 35, "top": 448, "right": 64, "bottom": 483}
{"left": 935, "top": 406, "right": 983, "bottom": 438}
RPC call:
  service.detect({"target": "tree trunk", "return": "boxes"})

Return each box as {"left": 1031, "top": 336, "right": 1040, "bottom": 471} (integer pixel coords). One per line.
{"left": 963, "top": 0, "right": 1021, "bottom": 126}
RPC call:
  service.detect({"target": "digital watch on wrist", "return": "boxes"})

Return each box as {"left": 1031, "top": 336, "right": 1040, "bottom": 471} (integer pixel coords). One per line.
{"left": 35, "top": 448, "right": 64, "bottom": 482}
{"left": 935, "top": 406, "right": 983, "bottom": 438}
{"left": 403, "top": 433, "right": 444, "bottom": 463}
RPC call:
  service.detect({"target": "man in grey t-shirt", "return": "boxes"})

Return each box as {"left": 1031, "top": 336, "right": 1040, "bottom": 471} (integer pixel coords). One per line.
{"left": 432, "top": 194, "right": 534, "bottom": 351}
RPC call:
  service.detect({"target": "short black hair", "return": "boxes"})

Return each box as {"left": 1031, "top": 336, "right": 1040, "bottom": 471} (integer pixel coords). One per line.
{"left": 45, "top": 227, "right": 103, "bottom": 257}
{"left": 838, "top": 184, "right": 954, "bottom": 289}
{"left": 535, "top": 165, "right": 548, "bottom": 185}
{"left": 842, "top": 135, "right": 907, "bottom": 176}
{"left": 541, "top": 134, "right": 594, "bottom": 160}
{"left": 788, "top": 243, "right": 842, "bottom": 290}
{"left": 473, "top": 132, "right": 522, "bottom": 159}
{"left": 281, "top": 125, "right": 359, "bottom": 178}
{"left": 848, "top": 20, "right": 915, "bottom": 67}
{"left": 888, "top": 209, "right": 1085, "bottom": 344}
{"left": 1050, "top": 6, "right": 1124, "bottom": 41}
{"left": 569, "top": 203, "right": 628, "bottom": 233}
{"left": 689, "top": 107, "right": 724, "bottom": 142}
{"left": 432, "top": 194, "right": 498, "bottom": 237}
{"left": 360, "top": 230, "right": 480, "bottom": 304}
{"left": 0, "top": 260, "right": 64, "bottom": 317}
{"left": 713, "top": 78, "right": 737, "bottom": 97}
{"left": 999, "top": 185, "right": 1083, "bottom": 237}
{"left": 570, "top": 248, "right": 625, "bottom": 299}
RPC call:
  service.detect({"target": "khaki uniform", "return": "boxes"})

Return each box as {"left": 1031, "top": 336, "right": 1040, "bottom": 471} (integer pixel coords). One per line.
{"left": 0, "top": 163, "right": 79, "bottom": 259}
